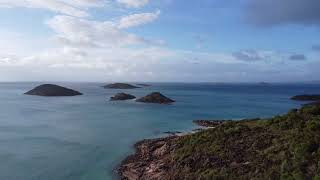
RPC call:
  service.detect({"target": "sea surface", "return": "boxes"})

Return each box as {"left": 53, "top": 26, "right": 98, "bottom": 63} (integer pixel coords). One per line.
{"left": 0, "top": 82, "right": 319, "bottom": 180}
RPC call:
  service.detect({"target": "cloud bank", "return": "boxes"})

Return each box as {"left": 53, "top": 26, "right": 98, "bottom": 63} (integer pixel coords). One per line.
{"left": 246, "top": 0, "right": 320, "bottom": 26}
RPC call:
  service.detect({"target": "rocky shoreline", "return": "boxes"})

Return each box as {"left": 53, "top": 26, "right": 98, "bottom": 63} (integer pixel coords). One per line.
{"left": 118, "top": 136, "right": 179, "bottom": 180}
{"left": 117, "top": 120, "right": 223, "bottom": 180}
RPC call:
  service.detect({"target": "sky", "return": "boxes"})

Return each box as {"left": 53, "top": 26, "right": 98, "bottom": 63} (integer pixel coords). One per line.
{"left": 0, "top": 0, "right": 319, "bottom": 82}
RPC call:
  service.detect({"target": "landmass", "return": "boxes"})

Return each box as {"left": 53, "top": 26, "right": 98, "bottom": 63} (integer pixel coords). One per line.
{"left": 307, "top": 101, "right": 320, "bottom": 106}
{"left": 24, "top": 84, "right": 82, "bottom": 96}
{"left": 103, "top": 83, "right": 140, "bottom": 89}
{"left": 136, "top": 84, "right": 151, "bottom": 87}
{"left": 110, "top": 93, "right": 136, "bottom": 101}
{"left": 118, "top": 103, "right": 320, "bottom": 179}
{"left": 259, "top": 82, "right": 270, "bottom": 85}
{"left": 136, "top": 92, "right": 175, "bottom": 104}
{"left": 291, "top": 94, "right": 320, "bottom": 101}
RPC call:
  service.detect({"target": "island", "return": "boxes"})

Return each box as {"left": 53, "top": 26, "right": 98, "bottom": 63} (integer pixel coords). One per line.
{"left": 25, "top": 84, "right": 82, "bottom": 96}
{"left": 103, "top": 83, "right": 140, "bottom": 89}
{"left": 136, "top": 84, "right": 151, "bottom": 87}
{"left": 259, "top": 82, "right": 270, "bottom": 86}
{"left": 136, "top": 92, "right": 175, "bottom": 104}
{"left": 291, "top": 94, "right": 320, "bottom": 101}
{"left": 307, "top": 101, "right": 320, "bottom": 106}
{"left": 118, "top": 103, "right": 320, "bottom": 179}
{"left": 110, "top": 93, "right": 136, "bottom": 101}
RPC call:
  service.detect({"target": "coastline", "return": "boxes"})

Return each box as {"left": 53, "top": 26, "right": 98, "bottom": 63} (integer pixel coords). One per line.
{"left": 117, "top": 136, "right": 180, "bottom": 180}
{"left": 117, "top": 120, "right": 222, "bottom": 180}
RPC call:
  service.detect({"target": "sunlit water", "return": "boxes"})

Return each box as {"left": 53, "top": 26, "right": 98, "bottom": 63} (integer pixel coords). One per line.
{"left": 0, "top": 82, "right": 319, "bottom": 180}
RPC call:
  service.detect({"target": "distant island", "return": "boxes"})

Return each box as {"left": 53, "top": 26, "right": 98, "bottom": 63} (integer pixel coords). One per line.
{"left": 118, "top": 103, "right": 320, "bottom": 179}
{"left": 259, "top": 82, "right": 270, "bottom": 85}
{"left": 291, "top": 94, "right": 320, "bottom": 101}
{"left": 136, "top": 92, "right": 175, "bottom": 104}
{"left": 25, "top": 84, "right": 82, "bottom": 96}
{"left": 136, "top": 84, "right": 151, "bottom": 87}
{"left": 110, "top": 93, "right": 136, "bottom": 101}
{"left": 103, "top": 83, "right": 140, "bottom": 89}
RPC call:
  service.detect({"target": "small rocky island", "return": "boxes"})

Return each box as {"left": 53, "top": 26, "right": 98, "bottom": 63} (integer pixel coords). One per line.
{"left": 103, "top": 83, "right": 140, "bottom": 89}
{"left": 291, "top": 94, "right": 320, "bottom": 101}
{"left": 136, "top": 92, "right": 175, "bottom": 104}
{"left": 25, "top": 84, "right": 82, "bottom": 96}
{"left": 110, "top": 93, "right": 136, "bottom": 101}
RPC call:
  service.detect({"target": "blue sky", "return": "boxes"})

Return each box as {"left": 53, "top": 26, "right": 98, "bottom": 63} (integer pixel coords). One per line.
{"left": 0, "top": 0, "right": 319, "bottom": 82}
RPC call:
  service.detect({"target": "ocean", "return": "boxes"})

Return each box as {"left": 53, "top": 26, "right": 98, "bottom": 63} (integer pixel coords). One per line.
{"left": 0, "top": 82, "right": 319, "bottom": 180}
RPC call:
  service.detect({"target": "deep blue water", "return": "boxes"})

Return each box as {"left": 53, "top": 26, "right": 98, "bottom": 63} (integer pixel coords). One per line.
{"left": 0, "top": 82, "right": 319, "bottom": 180}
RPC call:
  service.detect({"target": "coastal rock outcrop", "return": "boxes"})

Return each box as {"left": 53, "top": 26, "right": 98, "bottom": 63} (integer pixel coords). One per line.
{"left": 110, "top": 93, "right": 136, "bottom": 101}
{"left": 25, "top": 84, "right": 82, "bottom": 96}
{"left": 103, "top": 83, "right": 140, "bottom": 89}
{"left": 136, "top": 92, "right": 175, "bottom": 104}
{"left": 291, "top": 94, "right": 320, "bottom": 101}
{"left": 118, "top": 136, "right": 179, "bottom": 180}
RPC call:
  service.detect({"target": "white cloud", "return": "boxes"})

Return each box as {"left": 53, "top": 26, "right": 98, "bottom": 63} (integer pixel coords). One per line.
{"left": 2, "top": 43, "right": 316, "bottom": 82}
{"left": 0, "top": 0, "right": 106, "bottom": 17}
{"left": 47, "top": 15, "right": 145, "bottom": 48}
{"left": 117, "top": 0, "right": 149, "bottom": 8}
{"left": 118, "top": 10, "right": 160, "bottom": 29}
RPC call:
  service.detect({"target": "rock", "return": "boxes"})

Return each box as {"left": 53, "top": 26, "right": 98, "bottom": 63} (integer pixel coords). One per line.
{"left": 25, "top": 84, "right": 82, "bottom": 96}
{"left": 118, "top": 136, "right": 178, "bottom": 180}
{"left": 136, "top": 92, "right": 175, "bottom": 104}
{"left": 291, "top": 94, "right": 320, "bottom": 101}
{"left": 110, "top": 93, "right": 136, "bottom": 101}
{"left": 103, "top": 83, "right": 140, "bottom": 89}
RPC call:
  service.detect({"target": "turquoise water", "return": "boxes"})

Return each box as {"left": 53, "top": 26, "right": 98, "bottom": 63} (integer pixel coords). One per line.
{"left": 0, "top": 82, "right": 319, "bottom": 180}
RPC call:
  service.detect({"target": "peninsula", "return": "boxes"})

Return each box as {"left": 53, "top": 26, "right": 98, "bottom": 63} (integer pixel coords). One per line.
{"left": 119, "top": 103, "right": 320, "bottom": 179}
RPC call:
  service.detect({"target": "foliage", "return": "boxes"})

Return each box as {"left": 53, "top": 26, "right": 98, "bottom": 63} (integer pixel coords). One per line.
{"left": 171, "top": 104, "right": 320, "bottom": 179}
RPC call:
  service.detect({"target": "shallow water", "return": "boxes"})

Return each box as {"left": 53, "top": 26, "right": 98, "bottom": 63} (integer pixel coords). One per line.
{"left": 0, "top": 82, "right": 319, "bottom": 180}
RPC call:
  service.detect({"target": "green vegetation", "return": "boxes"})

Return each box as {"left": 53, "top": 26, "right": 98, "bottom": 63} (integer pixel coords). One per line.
{"left": 172, "top": 105, "right": 320, "bottom": 179}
